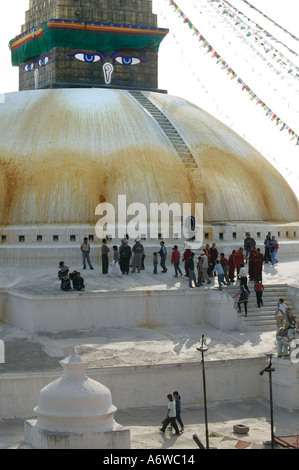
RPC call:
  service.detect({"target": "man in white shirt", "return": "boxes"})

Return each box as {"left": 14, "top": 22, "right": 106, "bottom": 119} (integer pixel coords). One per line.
{"left": 275, "top": 298, "right": 287, "bottom": 328}
{"left": 238, "top": 263, "right": 250, "bottom": 293}
{"left": 159, "top": 394, "right": 180, "bottom": 435}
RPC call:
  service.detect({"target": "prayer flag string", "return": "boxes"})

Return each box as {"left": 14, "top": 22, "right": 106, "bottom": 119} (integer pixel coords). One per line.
{"left": 204, "top": 0, "right": 299, "bottom": 81}
{"left": 166, "top": 0, "right": 299, "bottom": 145}
{"left": 236, "top": 0, "right": 299, "bottom": 43}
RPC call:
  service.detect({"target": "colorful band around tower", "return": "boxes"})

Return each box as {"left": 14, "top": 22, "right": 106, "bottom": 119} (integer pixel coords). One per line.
{"left": 9, "top": 19, "right": 169, "bottom": 66}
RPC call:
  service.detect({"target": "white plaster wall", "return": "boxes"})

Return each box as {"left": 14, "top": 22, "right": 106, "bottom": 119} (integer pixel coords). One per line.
{"left": 206, "top": 291, "right": 238, "bottom": 330}
{"left": 0, "top": 290, "right": 8, "bottom": 323}
{"left": 7, "top": 290, "right": 209, "bottom": 333}
{"left": 288, "top": 285, "right": 299, "bottom": 313}
{"left": 0, "top": 222, "right": 298, "bottom": 266}
{"left": 24, "top": 420, "right": 131, "bottom": 449}
{"left": 0, "top": 358, "right": 265, "bottom": 420}
{"left": 261, "top": 359, "right": 299, "bottom": 411}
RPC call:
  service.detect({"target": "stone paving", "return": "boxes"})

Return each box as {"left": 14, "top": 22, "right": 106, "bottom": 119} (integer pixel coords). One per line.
{"left": 0, "top": 255, "right": 298, "bottom": 450}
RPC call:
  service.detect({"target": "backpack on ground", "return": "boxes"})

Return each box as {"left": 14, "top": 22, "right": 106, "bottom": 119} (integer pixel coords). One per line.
{"left": 69, "top": 271, "right": 78, "bottom": 281}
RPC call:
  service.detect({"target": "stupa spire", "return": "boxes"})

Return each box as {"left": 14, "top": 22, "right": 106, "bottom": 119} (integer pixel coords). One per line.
{"left": 9, "top": 0, "right": 168, "bottom": 91}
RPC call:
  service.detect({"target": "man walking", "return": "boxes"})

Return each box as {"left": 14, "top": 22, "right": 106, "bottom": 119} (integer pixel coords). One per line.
{"left": 270, "top": 236, "right": 279, "bottom": 265}
{"left": 160, "top": 394, "right": 180, "bottom": 435}
{"left": 233, "top": 285, "right": 249, "bottom": 317}
{"left": 254, "top": 278, "right": 264, "bottom": 308}
{"left": 239, "top": 263, "right": 250, "bottom": 293}
{"left": 212, "top": 260, "right": 225, "bottom": 290}
{"left": 171, "top": 245, "right": 183, "bottom": 277}
{"left": 220, "top": 253, "right": 230, "bottom": 285}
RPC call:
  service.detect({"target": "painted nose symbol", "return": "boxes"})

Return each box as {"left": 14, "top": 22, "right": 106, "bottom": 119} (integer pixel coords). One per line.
{"left": 103, "top": 63, "right": 113, "bottom": 84}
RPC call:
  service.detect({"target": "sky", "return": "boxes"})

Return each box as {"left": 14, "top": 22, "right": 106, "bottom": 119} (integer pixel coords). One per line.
{"left": 0, "top": 0, "right": 298, "bottom": 200}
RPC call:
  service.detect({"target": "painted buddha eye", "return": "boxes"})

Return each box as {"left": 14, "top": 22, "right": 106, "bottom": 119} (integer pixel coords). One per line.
{"left": 69, "top": 52, "right": 104, "bottom": 63}
{"left": 24, "top": 62, "right": 35, "bottom": 72}
{"left": 38, "top": 56, "right": 51, "bottom": 67}
{"left": 113, "top": 56, "right": 146, "bottom": 66}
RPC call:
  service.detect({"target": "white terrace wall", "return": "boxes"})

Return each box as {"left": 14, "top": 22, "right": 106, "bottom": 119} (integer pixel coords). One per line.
{"left": 4, "top": 289, "right": 238, "bottom": 333}
{"left": 0, "top": 358, "right": 265, "bottom": 420}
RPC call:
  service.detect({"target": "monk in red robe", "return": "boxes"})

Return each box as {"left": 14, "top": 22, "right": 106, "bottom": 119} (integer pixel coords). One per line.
{"left": 208, "top": 243, "right": 218, "bottom": 276}
{"left": 248, "top": 248, "right": 257, "bottom": 281}
{"left": 254, "top": 248, "right": 264, "bottom": 281}
{"left": 203, "top": 244, "right": 210, "bottom": 256}
{"left": 182, "top": 248, "right": 191, "bottom": 277}
{"left": 228, "top": 250, "right": 236, "bottom": 282}
{"left": 235, "top": 247, "right": 244, "bottom": 277}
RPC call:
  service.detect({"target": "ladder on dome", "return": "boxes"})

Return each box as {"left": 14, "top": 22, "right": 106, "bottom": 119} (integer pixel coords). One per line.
{"left": 129, "top": 90, "right": 198, "bottom": 171}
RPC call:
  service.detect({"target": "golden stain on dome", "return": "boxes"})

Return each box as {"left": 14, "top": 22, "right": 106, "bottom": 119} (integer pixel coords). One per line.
{"left": 0, "top": 88, "right": 297, "bottom": 228}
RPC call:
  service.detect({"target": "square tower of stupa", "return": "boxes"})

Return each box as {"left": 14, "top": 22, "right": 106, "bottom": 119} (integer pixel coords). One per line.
{"left": 10, "top": 0, "right": 168, "bottom": 91}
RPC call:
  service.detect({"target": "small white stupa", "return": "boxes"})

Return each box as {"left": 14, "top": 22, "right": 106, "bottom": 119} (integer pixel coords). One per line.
{"left": 24, "top": 349, "right": 130, "bottom": 449}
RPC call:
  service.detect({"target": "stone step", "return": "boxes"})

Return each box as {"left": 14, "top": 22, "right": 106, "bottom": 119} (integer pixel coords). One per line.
{"left": 164, "top": 133, "right": 184, "bottom": 138}
{"left": 240, "top": 320, "right": 277, "bottom": 328}
{"left": 173, "top": 145, "right": 190, "bottom": 150}
{"left": 227, "top": 289, "right": 289, "bottom": 297}
{"left": 226, "top": 282, "right": 288, "bottom": 288}
{"left": 156, "top": 125, "right": 177, "bottom": 130}
{"left": 245, "top": 308, "right": 293, "bottom": 314}
{"left": 233, "top": 297, "right": 292, "bottom": 304}
{"left": 244, "top": 318, "right": 289, "bottom": 325}
{"left": 151, "top": 114, "right": 170, "bottom": 119}
{"left": 184, "top": 163, "right": 198, "bottom": 169}
{"left": 162, "top": 131, "right": 181, "bottom": 137}
{"left": 240, "top": 323, "right": 277, "bottom": 332}
{"left": 239, "top": 310, "right": 278, "bottom": 317}
{"left": 178, "top": 154, "right": 194, "bottom": 159}
{"left": 233, "top": 299, "right": 293, "bottom": 307}
{"left": 241, "top": 314, "right": 277, "bottom": 320}
{"left": 153, "top": 118, "right": 175, "bottom": 124}
{"left": 163, "top": 134, "right": 182, "bottom": 140}
{"left": 173, "top": 145, "right": 189, "bottom": 151}
{"left": 229, "top": 286, "right": 288, "bottom": 300}
{"left": 172, "top": 140, "right": 189, "bottom": 145}
{"left": 176, "top": 151, "right": 191, "bottom": 156}
{"left": 165, "top": 134, "right": 183, "bottom": 138}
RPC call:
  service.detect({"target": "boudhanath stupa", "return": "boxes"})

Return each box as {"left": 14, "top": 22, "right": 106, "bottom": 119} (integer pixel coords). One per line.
{"left": 1, "top": 0, "right": 299, "bottom": 440}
